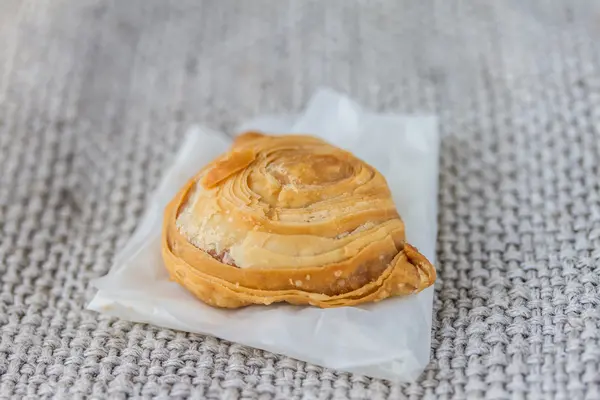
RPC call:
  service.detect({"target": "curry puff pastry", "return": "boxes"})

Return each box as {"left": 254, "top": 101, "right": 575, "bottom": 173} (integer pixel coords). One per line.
{"left": 161, "top": 132, "right": 436, "bottom": 308}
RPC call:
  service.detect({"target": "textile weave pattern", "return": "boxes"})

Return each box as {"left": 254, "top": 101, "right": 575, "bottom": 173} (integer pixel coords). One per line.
{"left": 0, "top": 1, "right": 599, "bottom": 399}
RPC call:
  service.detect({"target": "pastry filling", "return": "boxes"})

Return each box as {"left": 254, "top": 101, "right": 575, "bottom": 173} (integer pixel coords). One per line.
{"left": 206, "top": 249, "right": 238, "bottom": 267}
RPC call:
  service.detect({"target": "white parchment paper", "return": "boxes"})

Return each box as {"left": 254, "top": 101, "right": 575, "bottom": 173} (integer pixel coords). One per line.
{"left": 88, "top": 89, "right": 439, "bottom": 382}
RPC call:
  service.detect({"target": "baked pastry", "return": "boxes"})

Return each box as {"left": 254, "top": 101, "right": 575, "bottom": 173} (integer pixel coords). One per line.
{"left": 161, "top": 131, "right": 435, "bottom": 308}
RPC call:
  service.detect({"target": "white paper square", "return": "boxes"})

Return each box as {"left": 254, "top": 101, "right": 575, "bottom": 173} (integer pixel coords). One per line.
{"left": 88, "top": 89, "right": 439, "bottom": 382}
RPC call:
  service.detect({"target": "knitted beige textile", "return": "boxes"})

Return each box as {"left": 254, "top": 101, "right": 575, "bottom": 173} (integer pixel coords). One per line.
{"left": 0, "top": 1, "right": 599, "bottom": 399}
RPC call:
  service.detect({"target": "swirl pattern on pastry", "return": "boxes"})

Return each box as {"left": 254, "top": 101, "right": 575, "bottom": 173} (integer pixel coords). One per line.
{"left": 161, "top": 132, "right": 436, "bottom": 308}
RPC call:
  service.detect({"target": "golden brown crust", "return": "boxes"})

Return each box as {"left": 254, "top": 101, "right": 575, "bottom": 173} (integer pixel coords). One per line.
{"left": 161, "top": 132, "right": 436, "bottom": 308}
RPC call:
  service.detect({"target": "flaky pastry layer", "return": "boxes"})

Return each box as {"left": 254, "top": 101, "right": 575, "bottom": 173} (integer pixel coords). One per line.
{"left": 161, "top": 132, "right": 436, "bottom": 308}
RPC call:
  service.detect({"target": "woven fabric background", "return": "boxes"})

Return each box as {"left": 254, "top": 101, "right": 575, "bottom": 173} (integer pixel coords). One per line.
{"left": 1, "top": 1, "right": 599, "bottom": 399}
